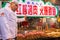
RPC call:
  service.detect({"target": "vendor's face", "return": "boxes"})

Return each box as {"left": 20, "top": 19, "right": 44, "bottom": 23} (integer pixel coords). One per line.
{"left": 10, "top": 2, "right": 18, "bottom": 12}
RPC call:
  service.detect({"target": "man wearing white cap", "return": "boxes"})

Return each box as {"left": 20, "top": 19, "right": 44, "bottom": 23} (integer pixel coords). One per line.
{"left": 0, "top": 2, "right": 26, "bottom": 40}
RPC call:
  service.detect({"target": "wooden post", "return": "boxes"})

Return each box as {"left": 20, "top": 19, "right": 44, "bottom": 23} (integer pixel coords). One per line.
{"left": 45, "top": 23, "right": 48, "bottom": 30}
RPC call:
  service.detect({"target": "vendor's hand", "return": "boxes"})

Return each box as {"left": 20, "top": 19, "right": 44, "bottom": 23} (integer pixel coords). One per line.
{"left": 24, "top": 16, "right": 27, "bottom": 21}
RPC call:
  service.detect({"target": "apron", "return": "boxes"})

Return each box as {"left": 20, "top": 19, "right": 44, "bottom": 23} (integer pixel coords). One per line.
{"left": 0, "top": 7, "right": 17, "bottom": 40}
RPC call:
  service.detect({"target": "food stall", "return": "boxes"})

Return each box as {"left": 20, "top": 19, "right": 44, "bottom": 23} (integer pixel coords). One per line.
{"left": 17, "top": 0, "right": 60, "bottom": 40}
{"left": 1, "top": 0, "right": 60, "bottom": 40}
{"left": 17, "top": 17, "right": 60, "bottom": 40}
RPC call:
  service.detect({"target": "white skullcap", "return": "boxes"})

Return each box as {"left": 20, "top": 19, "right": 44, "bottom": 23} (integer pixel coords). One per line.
{"left": 10, "top": 0, "right": 18, "bottom": 4}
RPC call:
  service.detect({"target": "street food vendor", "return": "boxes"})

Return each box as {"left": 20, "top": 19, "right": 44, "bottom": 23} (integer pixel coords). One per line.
{"left": 0, "top": 2, "right": 26, "bottom": 40}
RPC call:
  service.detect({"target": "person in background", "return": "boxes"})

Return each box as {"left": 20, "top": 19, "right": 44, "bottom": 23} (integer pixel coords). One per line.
{"left": 50, "top": 18, "right": 57, "bottom": 28}
{"left": 36, "top": 18, "right": 43, "bottom": 30}
{"left": 0, "top": 2, "right": 26, "bottom": 40}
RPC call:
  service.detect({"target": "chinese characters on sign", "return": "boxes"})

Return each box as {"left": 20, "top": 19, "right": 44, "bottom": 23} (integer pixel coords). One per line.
{"left": 16, "top": 0, "right": 58, "bottom": 17}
